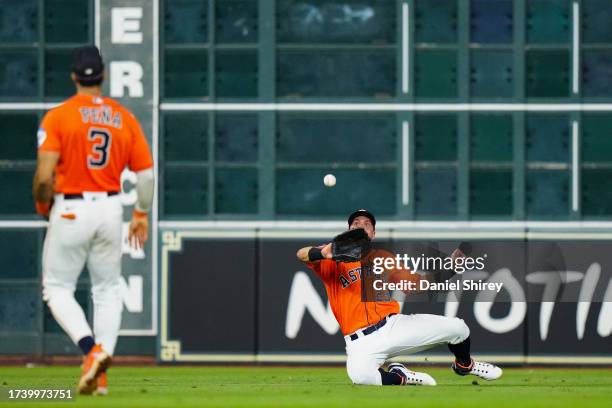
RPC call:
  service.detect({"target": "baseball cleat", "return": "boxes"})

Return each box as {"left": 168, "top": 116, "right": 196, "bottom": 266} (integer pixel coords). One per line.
{"left": 78, "top": 344, "right": 111, "bottom": 395}
{"left": 452, "top": 359, "right": 502, "bottom": 381}
{"left": 93, "top": 371, "right": 108, "bottom": 396}
{"left": 388, "top": 363, "right": 437, "bottom": 386}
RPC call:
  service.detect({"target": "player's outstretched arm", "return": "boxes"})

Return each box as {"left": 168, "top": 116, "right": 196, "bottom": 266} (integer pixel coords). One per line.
{"left": 296, "top": 243, "right": 332, "bottom": 263}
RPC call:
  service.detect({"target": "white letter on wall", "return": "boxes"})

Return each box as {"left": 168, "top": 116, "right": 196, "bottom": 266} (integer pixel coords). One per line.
{"left": 597, "top": 280, "right": 612, "bottom": 337}
{"left": 473, "top": 268, "right": 527, "bottom": 334}
{"left": 285, "top": 271, "right": 339, "bottom": 338}
{"left": 112, "top": 8, "right": 143, "bottom": 44}
{"left": 110, "top": 62, "right": 144, "bottom": 97}
{"left": 120, "top": 275, "right": 143, "bottom": 312}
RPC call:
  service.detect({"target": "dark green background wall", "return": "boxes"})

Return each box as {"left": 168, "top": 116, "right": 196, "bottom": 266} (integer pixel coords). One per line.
{"left": 1, "top": 0, "right": 612, "bottom": 355}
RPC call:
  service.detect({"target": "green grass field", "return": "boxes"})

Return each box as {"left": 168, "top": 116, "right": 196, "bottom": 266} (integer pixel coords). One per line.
{"left": 0, "top": 366, "right": 611, "bottom": 408}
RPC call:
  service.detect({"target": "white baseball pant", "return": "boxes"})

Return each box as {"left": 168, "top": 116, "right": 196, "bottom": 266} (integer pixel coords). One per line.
{"left": 42, "top": 192, "right": 123, "bottom": 355}
{"left": 345, "top": 314, "right": 470, "bottom": 385}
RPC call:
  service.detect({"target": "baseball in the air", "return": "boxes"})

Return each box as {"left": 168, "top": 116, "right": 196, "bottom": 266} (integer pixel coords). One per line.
{"left": 323, "top": 174, "right": 336, "bottom": 187}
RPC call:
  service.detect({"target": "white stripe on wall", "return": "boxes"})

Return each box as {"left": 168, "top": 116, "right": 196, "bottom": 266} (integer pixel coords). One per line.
{"left": 402, "top": 2, "right": 409, "bottom": 94}
{"left": 572, "top": 120, "right": 580, "bottom": 212}
{"left": 159, "top": 103, "right": 612, "bottom": 112}
{"left": 94, "top": 0, "right": 101, "bottom": 48}
{"left": 4, "top": 103, "right": 612, "bottom": 112}
{"left": 402, "top": 121, "right": 409, "bottom": 205}
{"left": 572, "top": 1, "right": 580, "bottom": 94}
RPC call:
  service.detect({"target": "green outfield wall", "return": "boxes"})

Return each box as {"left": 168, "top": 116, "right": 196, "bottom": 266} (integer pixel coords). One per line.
{"left": 1, "top": 0, "right": 611, "bottom": 357}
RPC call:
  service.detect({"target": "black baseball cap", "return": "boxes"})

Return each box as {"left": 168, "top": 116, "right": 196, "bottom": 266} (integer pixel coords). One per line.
{"left": 72, "top": 45, "right": 104, "bottom": 82}
{"left": 348, "top": 209, "right": 376, "bottom": 229}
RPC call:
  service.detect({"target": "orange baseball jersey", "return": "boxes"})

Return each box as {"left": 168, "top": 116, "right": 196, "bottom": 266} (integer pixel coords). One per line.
{"left": 308, "top": 256, "right": 401, "bottom": 336}
{"left": 37, "top": 94, "right": 153, "bottom": 194}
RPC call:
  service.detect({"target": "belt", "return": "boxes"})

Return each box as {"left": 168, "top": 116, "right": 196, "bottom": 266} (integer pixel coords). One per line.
{"left": 348, "top": 313, "right": 396, "bottom": 341}
{"left": 64, "top": 191, "right": 119, "bottom": 200}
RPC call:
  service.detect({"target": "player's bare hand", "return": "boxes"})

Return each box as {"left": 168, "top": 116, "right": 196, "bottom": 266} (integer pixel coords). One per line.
{"left": 128, "top": 211, "right": 148, "bottom": 249}
{"left": 321, "top": 243, "right": 333, "bottom": 259}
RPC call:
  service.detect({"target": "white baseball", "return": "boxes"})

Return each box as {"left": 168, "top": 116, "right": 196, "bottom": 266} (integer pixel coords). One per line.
{"left": 323, "top": 174, "right": 336, "bottom": 187}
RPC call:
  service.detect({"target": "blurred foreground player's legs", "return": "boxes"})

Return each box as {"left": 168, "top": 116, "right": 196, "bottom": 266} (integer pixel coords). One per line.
{"left": 33, "top": 45, "right": 154, "bottom": 395}
{"left": 87, "top": 196, "right": 124, "bottom": 395}
{"left": 41, "top": 195, "right": 112, "bottom": 395}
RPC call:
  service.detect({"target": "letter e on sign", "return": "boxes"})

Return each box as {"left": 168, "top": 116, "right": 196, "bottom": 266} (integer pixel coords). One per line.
{"left": 112, "top": 7, "right": 143, "bottom": 44}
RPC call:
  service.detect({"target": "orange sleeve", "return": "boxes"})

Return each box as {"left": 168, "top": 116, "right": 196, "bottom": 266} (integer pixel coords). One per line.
{"left": 127, "top": 113, "right": 153, "bottom": 171}
{"left": 37, "top": 110, "right": 61, "bottom": 152}
{"left": 307, "top": 259, "right": 337, "bottom": 281}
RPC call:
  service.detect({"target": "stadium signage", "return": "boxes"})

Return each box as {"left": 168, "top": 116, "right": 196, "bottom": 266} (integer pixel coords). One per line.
{"left": 160, "top": 234, "right": 611, "bottom": 362}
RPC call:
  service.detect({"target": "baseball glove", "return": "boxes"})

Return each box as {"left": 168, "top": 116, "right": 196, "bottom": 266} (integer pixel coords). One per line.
{"left": 331, "top": 228, "right": 371, "bottom": 262}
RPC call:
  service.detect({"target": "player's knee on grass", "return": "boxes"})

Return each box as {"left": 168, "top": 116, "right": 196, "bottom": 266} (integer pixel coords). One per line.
{"left": 346, "top": 360, "right": 383, "bottom": 386}
{"left": 347, "top": 369, "right": 382, "bottom": 386}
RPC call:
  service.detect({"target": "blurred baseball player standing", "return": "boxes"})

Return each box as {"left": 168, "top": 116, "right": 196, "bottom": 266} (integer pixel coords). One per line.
{"left": 32, "top": 46, "right": 154, "bottom": 395}
{"left": 297, "top": 209, "right": 502, "bottom": 386}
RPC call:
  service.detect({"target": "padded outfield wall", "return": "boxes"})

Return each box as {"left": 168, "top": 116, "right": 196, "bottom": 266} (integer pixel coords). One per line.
{"left": 157, "top": 223, "right": 612, "bottom": 364}
{"left": 0, "top": 1, "right": 612, "bottom": 360}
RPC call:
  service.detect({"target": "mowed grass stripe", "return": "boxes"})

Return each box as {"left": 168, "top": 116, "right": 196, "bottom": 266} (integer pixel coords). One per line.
{"left": 0, "top": 366, "right": 610, "bottom": 408}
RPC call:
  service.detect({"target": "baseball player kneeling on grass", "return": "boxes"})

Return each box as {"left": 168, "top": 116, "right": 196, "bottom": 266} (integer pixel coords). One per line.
{"left": 32, "top": 46, "right": 154, "bottom": 395}
{"left": 297, "top": 209, "right": 502, "bottom": 386}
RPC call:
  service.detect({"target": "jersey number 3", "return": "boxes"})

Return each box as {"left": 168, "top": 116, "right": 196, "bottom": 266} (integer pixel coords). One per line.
{"left": 88, "top": 128, "right": 112, "bottom": 169}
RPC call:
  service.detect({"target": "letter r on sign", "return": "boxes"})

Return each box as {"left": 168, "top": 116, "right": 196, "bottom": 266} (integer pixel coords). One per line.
{"left": 110, "top": 62, "right": 144, "bottom": 98}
